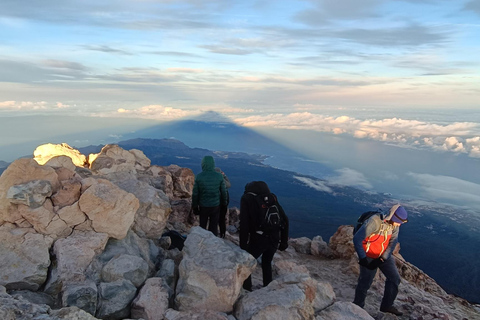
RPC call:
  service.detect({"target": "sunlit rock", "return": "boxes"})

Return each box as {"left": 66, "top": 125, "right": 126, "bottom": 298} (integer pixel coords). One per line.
{"left": 34, "top": 143, "right": 87, "bottom": 167}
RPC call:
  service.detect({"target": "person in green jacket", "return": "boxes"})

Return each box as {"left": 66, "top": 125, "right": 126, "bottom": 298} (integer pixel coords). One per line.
{"left": 191, "top": 156, "right": 228, "bottom": 236}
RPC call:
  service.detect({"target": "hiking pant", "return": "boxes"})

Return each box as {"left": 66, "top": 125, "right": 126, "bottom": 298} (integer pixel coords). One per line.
{"left": 218, "top": 191, "right": 229, "bottom": 237}
{"left": 243, "top": 233, "right": 279, "bottom": 291}
{"left": 199, "top": 206, "right": 220, "bottom": 236}
{"left": 353, "top": 256, "right": 401, "bottom": 309}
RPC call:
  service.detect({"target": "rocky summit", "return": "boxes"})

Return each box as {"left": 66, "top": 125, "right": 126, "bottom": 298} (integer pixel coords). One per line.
{"left": 0, "top": 143, "right": 479, "bottom": 320}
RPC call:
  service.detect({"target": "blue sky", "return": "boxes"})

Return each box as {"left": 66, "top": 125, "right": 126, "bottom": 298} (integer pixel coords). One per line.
{"left": 1, "top": 0, "right": 480, "bottom": 159}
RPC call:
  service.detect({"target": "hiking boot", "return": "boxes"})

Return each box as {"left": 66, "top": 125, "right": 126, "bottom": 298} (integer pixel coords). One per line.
{"left": 380, "top": 305, "right": 403, "bottom": 316}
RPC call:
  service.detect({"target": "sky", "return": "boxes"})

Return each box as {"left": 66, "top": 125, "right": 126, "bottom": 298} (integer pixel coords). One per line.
{"left": 1, "top": 0, "right": 480, "bottom": 208}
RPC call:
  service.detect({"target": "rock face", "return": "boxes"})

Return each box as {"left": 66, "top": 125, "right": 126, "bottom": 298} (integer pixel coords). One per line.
{"left": 0, "top": 142, "right": 479, "bottom": 320}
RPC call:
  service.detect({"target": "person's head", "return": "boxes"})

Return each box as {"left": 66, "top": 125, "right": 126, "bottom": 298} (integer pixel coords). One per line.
{"left": 201, "top": 156, "right": 215, "bottom": 171}
{"left": 385, "top": 204, "right": 408, "bottom": 227}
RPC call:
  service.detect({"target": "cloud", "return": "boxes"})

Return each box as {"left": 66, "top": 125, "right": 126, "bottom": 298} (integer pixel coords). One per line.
{"left": 113, "top": 105, "right": 200, "bottom": 121}
{"left": 328, "top": 168, "right": 373, "bottom": 189}
{"left": 294, "top": 167, "right": 372, "bottom": 191}
{"left": 234, "top": 112, "right": 480, "bottom": 158}
{"left": 408, "top": 173, "right": 480, "bottom": 208}
{"left": 82, "top": 45, "right": 133, "bottom": 55}
{"left": 464, "top": 0, "right": 480, "bottom": 16}
{"left": 294, "top": 176, "right": 333, "bottom": 193}
{"left": 0, "top": 101, "right": 48, "bottom": 110}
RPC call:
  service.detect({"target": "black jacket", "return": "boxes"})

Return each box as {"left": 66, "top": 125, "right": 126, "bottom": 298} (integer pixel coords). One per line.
{"left": 239, "top": 181, "right": 289, "bottom": 250}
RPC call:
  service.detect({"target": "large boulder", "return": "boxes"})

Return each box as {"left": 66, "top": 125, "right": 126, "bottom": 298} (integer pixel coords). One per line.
{"left": 108, "top": 173, "right": 172, "bottom": 239}
{"left": 33, "top": 143, "right": 87, "bottom": 167}
{"left": 89, "top": 144, "right": 137, "bottom": 175}
{"left": 0, "top": 225, "right": 53, "bottom": 291}
{"left": 131, "top": 277, "right": 170, "bottom": 320}
{"left": 165, "top": 165, "right": 195, "bottom": 199}
{"left": 79, "top": 178, "right": 139, "bottom": 239}
{"left": 52, "top": 231, "right": 109, "bottom": 285}
{"left": 0, "top": 158, "right": 59, "bottom": 224}
{"left": 101, "top": 254, "right": 149, "bottom": 288}
{"left": 234, "top": 273, "right": 335, "bottom": 320}
{"left": 175, "top": 227, "right": 256, "bottom": 313}
{"left": 96, "top": 279, "right": 137, "bottom": 319}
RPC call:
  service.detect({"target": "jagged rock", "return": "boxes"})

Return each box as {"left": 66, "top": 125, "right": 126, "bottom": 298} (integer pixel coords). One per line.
{"left": 34, "top": 143, "right": 87, "bottom": 167}
{"left": 89, "top": 144, "right": 137, "bottom": 175}
{"left": 45, "top": 155, "right": 77, "bottom": 172}
{"left": 164, "top": 309, "right": 231, "bottom": 320}
{"left": 52, "top": 230, "right": 109, "bottom": 285}
{"left": 57, "top": 201, "right": 87, "bottom": 228}
{"left": 315, "top": 301, "right": 374, "bottom": 320}
{"left": 62, "top": 281, "right": 98, "bottom": 315}
{"left": 156, "top": 259, "right": 178, "bottom": 293}
{"left": 311, "top": 235, "right": 333, "bottom": 258}
{"left": 90, "top": 229, "right": 159, "bottom": 278}
{"left": 175, "top": 227, "right": 256, "bottom": 313}
{"left": 274, "top": 258, "right": 310, "bottom": 276}
{"left": 130, "top": 148, "right": 151, "bottom": 171}
{"left": 227, "top": 207, "right": 240, "bottom": 230}
{"left": 6, "top": 179, "right": 52, "bottom": 208}
{"left": 0, "top": 291, "right": 51, "bottom": 320}
{"left": 131, "top": 277, "right": 170, "bottom": 320}
{"left": 0, "top": 158, "right": 59, "bottom": 224}
{"left": 78, "top": 178, "right": 139, "bottom": 239}
{"left": 101, "top": 254, "right": 149, "bottom": 287}
{"left": 234, "top": 273, "right": 333, "bottom": 320}
{"left": 15, "top": 199, "right": 55, "bottom": 234}
{"left": 108, "top": 172, "right": 172, "bottom": 239}
{"left": 51, "top": 179, "right": 82, "bottom": 208}
{"left": 96, "top": 279, "right": 137, "bottom": 319}
{"left": 165, "top": 165, "right": 194, "bottom": 199}
{"left": 168, "top": 199, "right": 192, "bottom": 225}
{"left": 146, "top": 165, "right": 174, "bottom": 198}
{"left": 0, "top": 225, "right": 53, "bottom": 291}
{"left": 50, "top": 306, "right": 100, "bottom": 319}
{"left": 329, "top": 225, "right": 355, "bottom": 259}
{"left": 9, "top": 290, "right": 56, "bottom": 308}
{"left": 289, "top": 237, "right": 312, "bottom": 254}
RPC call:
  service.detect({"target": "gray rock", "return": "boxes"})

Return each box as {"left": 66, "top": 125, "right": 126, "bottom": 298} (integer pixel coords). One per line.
{"left": 175, "top": 227, "right": 256, "bottom": 313}
{"left": 0, "top": 226, "right": 52, "bottom": 291}
{"left": 288, "top": 237, "right": 312, "bottom": 254}
{"left": 9, "top": 290, "right": 55, "bottom": 308}
{"left": 101, "top": 254, "right": 149, "bottom": 288}
{"left": 156, "top": 259, "right": 177, "bottom": 293}
{"left": 62, "top": 281, "right": 98, "bottom": 315}
{"left": 6, "top": 180, "right": 52, "bottom": 209}
{"left": 131, "top": 278, "right": 170, "bottom": 320}
{"left": 97, "top": 279, "right": 137, "bottom": 319}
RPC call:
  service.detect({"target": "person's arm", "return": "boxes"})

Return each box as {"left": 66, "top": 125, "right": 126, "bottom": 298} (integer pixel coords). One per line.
{"left": 239, "top": 195, "right": 250, "bottom": 250}
{"left": 278, "top": 202, "right": 289, "bottom": 250}
{"left": 192, "top": 178, "right": 199, "bottom": 209}
{"left": 381, "top": 226, "right": 399, "bottom": 260}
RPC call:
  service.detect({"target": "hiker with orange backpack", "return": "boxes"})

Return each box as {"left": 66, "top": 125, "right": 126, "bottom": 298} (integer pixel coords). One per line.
{"left": 352, "top": 204, "right": 408, "bottom": 316}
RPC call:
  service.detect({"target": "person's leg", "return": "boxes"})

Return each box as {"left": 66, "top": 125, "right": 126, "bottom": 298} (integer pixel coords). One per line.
{"left": 243, "top": 235, "right": 267, "bottom": 291}
{"left": 199, "top": 207, "right": 208, "bottom": 229}
{"left": 260, "top": 240, "right": 277, "bottom": 287}
{"left": 207, "top": 206, "right": 220, "bottom": 236}
{"left": 218, "top": 205, "right": 227, "bottom": 237}
{"left": 353, "top": 265, "right": 377, "bottom": 308}
{"left": 379, "top": 257, "right": 401, "bottom": 309}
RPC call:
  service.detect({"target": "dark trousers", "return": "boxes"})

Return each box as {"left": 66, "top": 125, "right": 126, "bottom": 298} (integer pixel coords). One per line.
{"left": 243, "top": 233, "right": 278, "bottom": 291}
{"left": 199, "top": 206, "right": 220, "bottom": 236}
{"left": 353, "top": 256, "right": 401, "bottom": 309}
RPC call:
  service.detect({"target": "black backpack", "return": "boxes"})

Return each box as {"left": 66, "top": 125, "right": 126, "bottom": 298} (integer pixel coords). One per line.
{"left": 248, "top": 192, "right": 283, "bottom": 233}
{"left": 353, "top": 210, "right": 383, "bottom": 235}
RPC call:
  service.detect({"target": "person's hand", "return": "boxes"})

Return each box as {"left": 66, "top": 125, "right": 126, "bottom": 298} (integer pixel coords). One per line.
{"left": 367, "top": 258, "right": 385, "bottom": 270}
{"left": 192, "top": 206, "right": 199, "bottom": 216}
{"left": 359, "top": 257, "right": 370, "bottom": 268}
{"left": 278, "top": 242, "right": 288, "bottom": 251}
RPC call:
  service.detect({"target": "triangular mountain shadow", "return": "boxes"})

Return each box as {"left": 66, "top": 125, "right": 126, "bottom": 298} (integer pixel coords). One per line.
{"left": 122, "top": 111, "right": 301, "bottom": 158}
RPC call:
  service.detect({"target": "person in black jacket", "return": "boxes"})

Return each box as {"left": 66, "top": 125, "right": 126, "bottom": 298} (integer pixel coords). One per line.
{"left": 240, "top": 181, "right": 289, "bottom": 291}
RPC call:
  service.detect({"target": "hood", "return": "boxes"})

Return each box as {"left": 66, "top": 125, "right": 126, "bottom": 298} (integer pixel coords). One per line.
{"left": 244, "top": 181, "right": 271, "bottom": 195}
{"left": 385, "top": 204, "right": 408, "bottom": 224}
{"left": 201, "top": 156, "right": 215, "bottom": 171}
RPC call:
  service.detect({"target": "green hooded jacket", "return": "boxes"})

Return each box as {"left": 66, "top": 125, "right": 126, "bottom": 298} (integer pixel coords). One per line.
{"left": 192, "top": 156, "right": 228, "bottom": 208}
